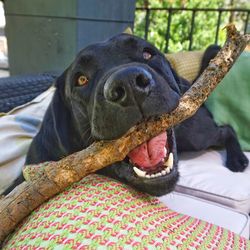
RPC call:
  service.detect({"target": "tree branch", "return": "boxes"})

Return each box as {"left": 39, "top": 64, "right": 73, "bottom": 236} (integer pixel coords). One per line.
{"left": 0, "top": 24, "right": 249, "bottom": 244}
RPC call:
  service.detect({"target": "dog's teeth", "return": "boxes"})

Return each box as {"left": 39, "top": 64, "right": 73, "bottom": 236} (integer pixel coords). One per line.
{"left": 162, "top": 153, "right": 173, "bottom": 174}
{"left": 133, "top": 153, "right": 174, "bottom": 179}
{"left": 133, "top": 167, "right": 146, "bottom": 177}
{"left": 166, "top": 152, "right": 174, "bottom": 169}
{"left": 164, "top": 147, "right": 167, "bottom": 156}
{"left": 165, "top": 167, "right": 171, "bottom": 174}
{"left": 161, "top": 170, "right": 167, "bottom": 175}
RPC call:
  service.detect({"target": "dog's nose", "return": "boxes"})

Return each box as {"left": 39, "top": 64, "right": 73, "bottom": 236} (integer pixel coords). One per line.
{"left": 104, "top": 66, "right": 153, "bottom": 105}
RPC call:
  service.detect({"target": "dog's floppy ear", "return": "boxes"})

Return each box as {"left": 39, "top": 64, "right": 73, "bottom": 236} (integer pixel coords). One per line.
{"left": 54, "top": 70, "right": 70, "bottom": 105}
{"left": 198, "top": 44, "right": 221, "bottom": 77}
{"left": 55, "top": 70, "right": 68, "bottom": 88}
{"left": 170, "top": 64, "right": 192, "bottom": 95}
{"left": 166, "top": 61, "right": 190, "bottom": 95}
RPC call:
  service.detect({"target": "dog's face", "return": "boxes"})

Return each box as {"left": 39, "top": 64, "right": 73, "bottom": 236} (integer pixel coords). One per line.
{"left": 59, "top": 34, "right": 180, "bottom": 196}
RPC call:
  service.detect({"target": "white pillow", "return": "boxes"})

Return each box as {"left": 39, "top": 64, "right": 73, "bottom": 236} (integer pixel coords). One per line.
{"left": 175, "top": 150, "right": 250, "bottom": 213}
{"left": 159, "top": 191, "right": 250, "bottom": 238}
{"left": 0, "top": 87, "right": 55, "bottom": 194}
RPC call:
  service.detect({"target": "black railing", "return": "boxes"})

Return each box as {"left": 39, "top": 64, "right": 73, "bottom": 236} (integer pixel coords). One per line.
{"left": 135, "top": 7, "right": 250, "bottom": 52}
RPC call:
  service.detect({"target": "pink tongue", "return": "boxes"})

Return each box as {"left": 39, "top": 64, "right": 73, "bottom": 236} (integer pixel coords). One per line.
{"left": 128, "top": 132, "right": 167, "bottom": 170}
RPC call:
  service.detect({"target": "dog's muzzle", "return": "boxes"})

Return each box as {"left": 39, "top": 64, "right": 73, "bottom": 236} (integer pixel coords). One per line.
{"left": 104, "top": 66, "right": 154, "bottom": 106}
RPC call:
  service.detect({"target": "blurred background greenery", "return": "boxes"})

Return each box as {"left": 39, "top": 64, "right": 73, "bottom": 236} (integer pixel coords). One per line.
{"left": 134, "top": 0, "right": 250, "bottom": 52}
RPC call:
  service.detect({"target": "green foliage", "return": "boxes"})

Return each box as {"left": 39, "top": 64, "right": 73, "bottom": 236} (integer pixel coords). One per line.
{"left": 134, "top": 0, "right": 248, "bottom": 52}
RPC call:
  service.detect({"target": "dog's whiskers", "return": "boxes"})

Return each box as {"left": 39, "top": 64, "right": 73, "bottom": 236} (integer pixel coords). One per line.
{"left": 86, "top": 133, "right": 94, "bottom": 145}
{"left": 81, "top": 127, "right": 92, "bottom": 142}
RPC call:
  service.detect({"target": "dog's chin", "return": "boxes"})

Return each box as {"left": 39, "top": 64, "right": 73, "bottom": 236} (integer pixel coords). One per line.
{"left": 97, "top": 128, "right": 179, "bottom": 196}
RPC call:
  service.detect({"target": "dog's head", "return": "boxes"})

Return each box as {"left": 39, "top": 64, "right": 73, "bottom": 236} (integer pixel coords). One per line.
{"left": 56, "top": 34, "right": 181, "bottom": 196}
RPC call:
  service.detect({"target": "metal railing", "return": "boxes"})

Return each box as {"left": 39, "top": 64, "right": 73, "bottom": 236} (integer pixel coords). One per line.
{"left": 135, "top": 7, "right": 250, "bottom": 52}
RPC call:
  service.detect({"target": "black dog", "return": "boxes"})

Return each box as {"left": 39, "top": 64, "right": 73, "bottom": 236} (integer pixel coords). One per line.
{"left": 3, "top": 35, "right": 248, "bottom": 196}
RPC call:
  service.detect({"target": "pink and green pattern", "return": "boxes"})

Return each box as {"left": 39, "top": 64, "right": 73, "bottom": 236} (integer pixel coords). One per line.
{"left": 3, "top": 174, "right": 250, "bottom": 249}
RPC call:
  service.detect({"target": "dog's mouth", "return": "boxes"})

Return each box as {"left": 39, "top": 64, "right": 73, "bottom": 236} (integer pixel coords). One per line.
{"left": 127, "top": 130, "right": 175, "bottom": 179}
{"left": 96, "top": 126, "right": 178, "bottom": 196}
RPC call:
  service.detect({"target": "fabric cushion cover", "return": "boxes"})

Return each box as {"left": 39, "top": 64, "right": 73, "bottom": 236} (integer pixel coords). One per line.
{"left": 166, "top": 50, "right": 204, "bottom": 83}
{"left": 160, "top": 191, "right": 250, "bottom": 238}
{"left": 0, "top": 87, "right": 54, "bottom": 194}
{"left": 175, "top": 150, "right": 250, "bottom": 213}
{"left": 3, "top": 174, "right": 249, "bottom": 249}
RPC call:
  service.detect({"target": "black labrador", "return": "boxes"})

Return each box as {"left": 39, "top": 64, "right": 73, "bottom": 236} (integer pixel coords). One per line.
{"left": 3, "top": 35, "right": 248, "bottom": 196}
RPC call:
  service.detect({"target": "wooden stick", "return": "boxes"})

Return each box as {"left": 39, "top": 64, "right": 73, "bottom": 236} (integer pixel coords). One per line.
{"left": 0, "top": 25, "right": 249, "bottom": 244}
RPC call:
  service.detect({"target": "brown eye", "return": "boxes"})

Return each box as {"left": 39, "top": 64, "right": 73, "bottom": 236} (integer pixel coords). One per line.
{"left": 77, "top": 75, "right": 88, "bottom": 86}
{"left": 143, "top": 51, "right": 152, "bottom": 60}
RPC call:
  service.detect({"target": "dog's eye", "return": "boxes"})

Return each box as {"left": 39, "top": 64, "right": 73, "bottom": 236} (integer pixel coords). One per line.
{"left": 143, "top": 48, "right": 154, "bottom": 60}
{"left": 77, "top": 75, "right": 89, "bottom": 86}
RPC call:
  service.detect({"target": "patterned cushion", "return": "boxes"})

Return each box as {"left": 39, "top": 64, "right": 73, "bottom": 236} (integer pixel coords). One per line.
{"left": 166, "top": 51, "right": 204, "bottom": 82}
{"left": 3, "top": 174, "right": 249, "bottom": 249}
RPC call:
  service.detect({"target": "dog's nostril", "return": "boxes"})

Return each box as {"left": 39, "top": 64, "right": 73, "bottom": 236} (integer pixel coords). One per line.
{"left": 136, "top": 74, "right": 150, "bottom": 89}
{"left": 111, "top": 86, "right": 126, "bottom": 102}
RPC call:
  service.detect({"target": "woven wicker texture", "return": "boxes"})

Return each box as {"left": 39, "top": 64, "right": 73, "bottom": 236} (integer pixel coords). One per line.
{"left": 3, "top": 173, "right": 249, "bottom": 249}
{"left": 0, "top": 73, "right": 57, "bottom": 113}
{"left": 166, "top": 51, "right": 204, "bottom": 83}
